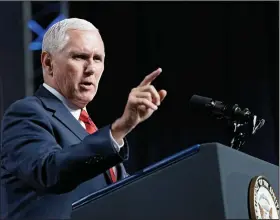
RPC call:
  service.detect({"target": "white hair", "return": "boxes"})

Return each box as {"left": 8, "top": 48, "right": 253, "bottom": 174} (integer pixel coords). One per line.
{"left": 42, "top": 18, "right": 98, "bottom": 54}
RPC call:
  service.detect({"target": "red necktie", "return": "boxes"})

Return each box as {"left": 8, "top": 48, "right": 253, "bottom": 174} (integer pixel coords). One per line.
{"left": 79, "top": 109, "right": 117, "bottom": 183}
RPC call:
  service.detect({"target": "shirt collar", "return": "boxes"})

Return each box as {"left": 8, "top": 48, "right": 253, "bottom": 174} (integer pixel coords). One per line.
{"left": 43, "top": 83, "right": 86, "bottom": 120}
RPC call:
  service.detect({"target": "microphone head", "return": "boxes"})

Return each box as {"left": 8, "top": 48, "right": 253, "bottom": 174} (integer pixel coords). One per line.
{"left": 189, "top": 95, "right": 214, "bottom": 116}
{"left": 189, "top": 95, "right": 213, "bottom": 108}
{"left": 189, "top": 95, "right": 212, "bottom": 107}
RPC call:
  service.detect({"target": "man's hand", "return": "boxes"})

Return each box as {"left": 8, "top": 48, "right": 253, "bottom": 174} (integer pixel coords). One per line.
{"left": 111, "top": 68, "right": 167, "bottom": 143}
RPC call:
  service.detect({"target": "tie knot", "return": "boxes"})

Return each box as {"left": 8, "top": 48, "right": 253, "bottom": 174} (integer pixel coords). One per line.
{"left": 79, "top": 109, "right": 97, "bottom": 134}
{"left": 79, "top": 109, "right": 91, "bottom": 124}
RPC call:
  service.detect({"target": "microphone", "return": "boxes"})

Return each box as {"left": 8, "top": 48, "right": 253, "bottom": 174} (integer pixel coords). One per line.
{"left": 189, "top": 94, "right": 265, "bottom": 149}
{"left": 189, "top": 95, "right": 252, "bottom": 122}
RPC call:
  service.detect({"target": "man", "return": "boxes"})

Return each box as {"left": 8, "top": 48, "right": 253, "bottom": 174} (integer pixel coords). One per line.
{"left": 0, "top": 18, "right": 167, "bottom": 219}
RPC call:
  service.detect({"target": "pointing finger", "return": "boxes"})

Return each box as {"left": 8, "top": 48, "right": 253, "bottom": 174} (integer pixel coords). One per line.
{"left": 139, "top": 68, "right": 162, "bottom": 87}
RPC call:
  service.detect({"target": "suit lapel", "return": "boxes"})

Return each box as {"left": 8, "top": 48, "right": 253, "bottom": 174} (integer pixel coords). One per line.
{"left": 53, "top": 108, "right": 88, "bottom": 140}
{"left": 34, "top": 85, "right": 88, "bottom": 141}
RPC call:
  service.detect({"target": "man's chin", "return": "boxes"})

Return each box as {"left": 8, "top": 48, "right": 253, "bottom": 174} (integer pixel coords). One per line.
{"left": 80, "top": 93, "right": 96, "bottom": 104}
{"left": 69, "top": 94, "right": 95, "bottom": 109}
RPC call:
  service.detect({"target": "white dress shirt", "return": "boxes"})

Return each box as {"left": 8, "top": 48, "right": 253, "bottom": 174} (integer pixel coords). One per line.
{"left": 42, "top": 83, "right": 124, "bottom": 155}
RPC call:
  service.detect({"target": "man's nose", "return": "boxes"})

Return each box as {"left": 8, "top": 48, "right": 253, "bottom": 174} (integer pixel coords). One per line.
{"left": 84, "top": 62, "right": 95, "bottom": 75}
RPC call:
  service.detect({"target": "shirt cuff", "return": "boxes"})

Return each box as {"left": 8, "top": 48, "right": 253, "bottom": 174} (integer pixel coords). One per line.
{"left": 109, "top": 129, "right": 124, "bottom": 152}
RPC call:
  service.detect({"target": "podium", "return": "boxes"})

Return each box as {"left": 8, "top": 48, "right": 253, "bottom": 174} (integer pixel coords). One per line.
{"left": 71, "top": 143, "right": 279, "bottom": 219}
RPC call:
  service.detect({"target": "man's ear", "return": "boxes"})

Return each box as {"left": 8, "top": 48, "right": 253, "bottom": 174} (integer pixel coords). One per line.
{"left": 41, "top": 51, "right": 53, "bottom": 76}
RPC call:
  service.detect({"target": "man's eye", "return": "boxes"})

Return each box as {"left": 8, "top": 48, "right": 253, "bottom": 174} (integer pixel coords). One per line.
{"left": 93, "top": 56, "right": 102, "bottom": 61}
{"left": 73, "top": 55, "right": 86, "bottom": 60}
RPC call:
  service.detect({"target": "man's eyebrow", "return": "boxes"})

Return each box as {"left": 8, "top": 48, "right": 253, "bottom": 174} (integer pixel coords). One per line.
{"left": 94, "top": 53, "right": 104, "bottom": 57}
{"left": 69, "top": 51, "right": 89, "bottom": 55}
{"left": 68, "top": 50, "right": 105, "bottom": 59}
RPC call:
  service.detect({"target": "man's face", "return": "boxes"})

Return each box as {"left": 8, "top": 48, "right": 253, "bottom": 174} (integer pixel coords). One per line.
{"left": 48, "top": 29, "right": 105, "bottom": 108}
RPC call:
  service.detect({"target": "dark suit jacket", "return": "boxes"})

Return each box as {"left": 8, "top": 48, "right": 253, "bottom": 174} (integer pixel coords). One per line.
{"left": 0, "top": 85, "right": 129, "bottom": 219}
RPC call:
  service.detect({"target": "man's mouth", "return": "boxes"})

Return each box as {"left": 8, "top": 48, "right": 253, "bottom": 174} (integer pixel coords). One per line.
{"left": 80, "top": 82, "right": 94, "bottom": 89}
{"left": 81, "top": 82, "right": 93, "bottom": 86}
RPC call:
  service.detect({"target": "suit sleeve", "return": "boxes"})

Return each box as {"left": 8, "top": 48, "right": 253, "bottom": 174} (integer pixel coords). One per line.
{"left": 1, "top": 99, "right": 129, "bottom": 194}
